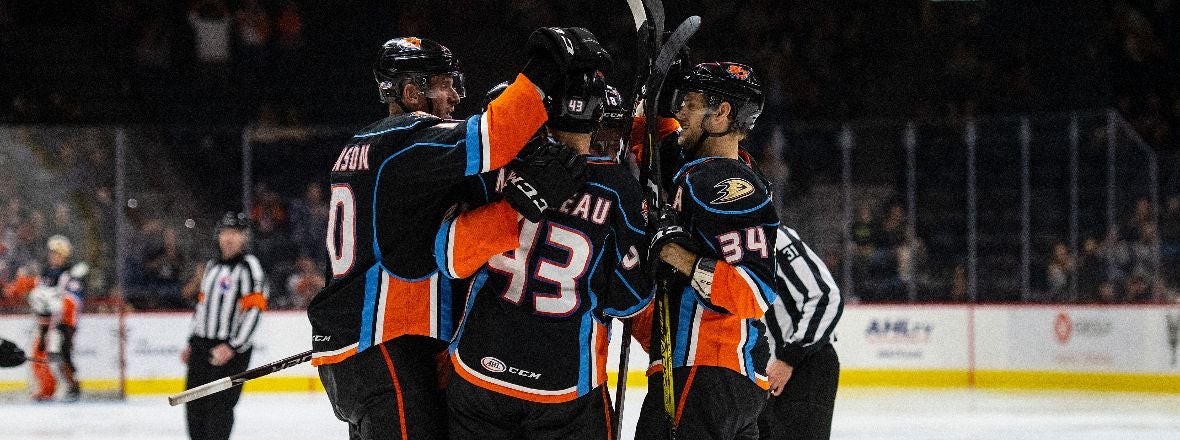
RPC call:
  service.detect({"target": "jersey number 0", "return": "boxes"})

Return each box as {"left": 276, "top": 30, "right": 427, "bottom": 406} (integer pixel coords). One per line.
{"left": 327, "top": 184, "right": 357, "bottom": 277}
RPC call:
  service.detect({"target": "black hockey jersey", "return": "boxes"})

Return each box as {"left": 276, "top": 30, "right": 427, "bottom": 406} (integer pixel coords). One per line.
{"left": 309, "top": 75, "right": 549, "bottom": 366}
{"left": 634, "top": 150, "right": 779, "bottom": 389}
{"left": 435, "top": 158, "right": 652, "bottom": 402}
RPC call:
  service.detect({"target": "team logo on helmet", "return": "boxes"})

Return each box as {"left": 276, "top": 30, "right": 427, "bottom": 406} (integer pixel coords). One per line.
{"left": 394, "top": 37, "right": 422, "bottom": 50}
{"left": 480, "top": 356, "right": 507, "bottom": 373}
{"left": 711, "top": 178, "right": 755, "bottom": 204}
{"left": 727, "top": 64, "right": 750, "bottom": 80}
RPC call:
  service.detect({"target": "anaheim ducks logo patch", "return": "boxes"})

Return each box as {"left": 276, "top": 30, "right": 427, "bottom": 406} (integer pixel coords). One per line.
{"left": 711, "top": 178, "right": 755, "bottom": 204}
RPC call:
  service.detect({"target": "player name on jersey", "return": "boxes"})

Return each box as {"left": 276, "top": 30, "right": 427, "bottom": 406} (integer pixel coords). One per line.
{"left": 492, "top": 169, "right": 614, "bottom": 225}
{"left": 331, "top": 144, "right": 371, "bottom": 172}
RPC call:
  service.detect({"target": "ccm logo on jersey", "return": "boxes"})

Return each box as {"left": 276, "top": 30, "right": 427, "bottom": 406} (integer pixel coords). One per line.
{"left": 711, "top": 178, "right": 755, "bottom": 204}
{"left": 480, "top": 356, "right": 542, "bottom": 379}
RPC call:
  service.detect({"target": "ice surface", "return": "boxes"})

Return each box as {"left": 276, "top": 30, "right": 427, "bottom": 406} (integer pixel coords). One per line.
{"left": 2, "top": 387, "right": 1179, "bottom": 439}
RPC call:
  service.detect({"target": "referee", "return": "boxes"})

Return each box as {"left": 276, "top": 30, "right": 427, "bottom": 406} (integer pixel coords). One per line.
{"left": 759, "top": 225, "right": 844, "bottom": 440}
{"left": 181, "top": 212, "right": 269, "bottom": 440}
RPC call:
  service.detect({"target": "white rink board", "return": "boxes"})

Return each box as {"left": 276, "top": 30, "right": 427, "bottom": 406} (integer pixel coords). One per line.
{"left": 832, "top": 305, "right": 971, "bottom": 369}
{"left": 974, "top": 306, "right": 1180, "bottom": 373}
{"left": 0, "top": 314, "right": 122, "bottom": 383}
{"left": 4, "top": 305, "right": 1180, "bottom": 389}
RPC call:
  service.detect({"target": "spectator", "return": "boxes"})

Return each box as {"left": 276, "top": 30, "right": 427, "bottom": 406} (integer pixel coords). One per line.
{"left": 186, "top": 0, "right": 233, "bottom": 121}
{"left": 234, "top": 0, "right": 271, "bottom": 106}
{"left": 1129, "top": 223, "right": 1159, "bottom": 279}
{"left": 287, "top": 182, "right": 327, "bottom": 265}
{"left": 1125, "top": 274, "right": 1152, "bottom": 303}
{"left": 1045, "top": 242, "right": 1075, "bottom": 301}
{"left": 142, "top": 226, "right": 187, "bottom": 309}
{"left": 284, "top": 255, "right": 323, "bottom": 309}
{"left": 249, "top": 183, "right": 288, "bottom": 236}
{"left": 1098, "top": 227, "right": 1132, "bottom": 285}
{"left": 851, "top": 203, "right": 876, "bottom": 247}
{"left": 1097, "top": 281, "right": 1120, "bottom": 303}
{"left": 897, "top": 228, "right": 927, "bottom": 299}
{"left": 1077, "top": 238, "right": 1103, "bottom": 301}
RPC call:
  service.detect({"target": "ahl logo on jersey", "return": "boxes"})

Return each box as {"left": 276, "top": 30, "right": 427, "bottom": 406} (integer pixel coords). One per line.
{"left": 711, "top": 178, "right": 755, "bottom": 204}
{"left": 481, "top": 356, "right": 507, "bottom": 373}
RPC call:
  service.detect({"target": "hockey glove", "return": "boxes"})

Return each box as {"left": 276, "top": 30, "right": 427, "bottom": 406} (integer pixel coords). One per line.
{"left": 0, "top": 338, "right": 26, "bottom": 368}
{"left": 522, "top": 27, "right": 612, "bottom": 98}
{"left": 502, "top": 135, "right": 587, "bottom": 222}
{"left": 647, "top": 204, "right": 697, "bottom": 266}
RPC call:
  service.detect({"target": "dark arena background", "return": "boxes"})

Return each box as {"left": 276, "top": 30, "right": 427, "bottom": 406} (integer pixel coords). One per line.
{"left": 0, "top": 1, "right": 1178, "bottom": 439}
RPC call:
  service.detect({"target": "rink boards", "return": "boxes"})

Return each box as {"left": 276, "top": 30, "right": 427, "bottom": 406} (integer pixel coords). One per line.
{"left": 1, "top": 305, "right": 1179, "bottom": 395}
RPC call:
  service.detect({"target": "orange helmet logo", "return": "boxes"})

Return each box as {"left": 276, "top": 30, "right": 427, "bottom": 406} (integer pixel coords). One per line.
{"left": 396, "top": 37, "right": 423, "bottom": 50}
{"left": 727, "top": 64, "right": 749, "bottom": 80}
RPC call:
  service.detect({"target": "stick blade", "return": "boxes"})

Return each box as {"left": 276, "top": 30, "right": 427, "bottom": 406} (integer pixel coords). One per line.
{"left": 626, "top": 0, "right": 647, "bottom": 31}
{"left": 167, "top": 377, "right": 234, "bottom": 406}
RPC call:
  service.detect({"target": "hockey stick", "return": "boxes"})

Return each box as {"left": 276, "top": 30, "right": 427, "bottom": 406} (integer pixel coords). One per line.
{"left": 613, "top": 3, "right": 647, "bottom": 439}
{"left": 167, "top": 349, "right": 312, "bottom": 406}
{"left": 638, "top": 12, "right": 701, "bottom": 439}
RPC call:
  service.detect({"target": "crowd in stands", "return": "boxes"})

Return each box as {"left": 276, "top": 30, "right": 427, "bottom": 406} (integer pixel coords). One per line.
{"left": 828, "top": 195, "right": 1180, "bottom": 304}
{"left": 1, "top": 0, "right": 1178, "bottom": 309}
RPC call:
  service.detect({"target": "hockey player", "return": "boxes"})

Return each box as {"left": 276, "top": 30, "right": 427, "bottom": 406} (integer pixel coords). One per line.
{"left": 183, "top": 213, "right": 268, "bottom": 440}
{"left": 309, "top": 30, "right": 610, "bottom": 439}
{"left": 635, "top": 62, "right": 778, "bottom": 439}
{"left": 434, "top": 80, "right": 650, "bottom": 440}
{"left": 758, "top": 225, "right": 843, "bottom": 440}
{"left": 27, "top": 234, "right": 87, "bottom": 402}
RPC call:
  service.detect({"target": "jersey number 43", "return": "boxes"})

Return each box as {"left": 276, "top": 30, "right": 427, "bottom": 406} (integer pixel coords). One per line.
{"left": 487, "top": 221, "right": 591, "bottom": 317}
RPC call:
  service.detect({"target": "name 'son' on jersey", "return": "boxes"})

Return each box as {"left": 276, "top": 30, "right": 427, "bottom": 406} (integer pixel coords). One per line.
{"left": 332, "top": 143, "right": 372, "bottom": 172}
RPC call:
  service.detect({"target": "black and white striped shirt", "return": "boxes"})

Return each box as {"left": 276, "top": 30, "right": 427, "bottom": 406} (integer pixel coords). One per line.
{"left": 763, "top": 226, "right": 843, "bottom": 367}
{"left": 190, "top": 254, "right": 268, "bottom": 352}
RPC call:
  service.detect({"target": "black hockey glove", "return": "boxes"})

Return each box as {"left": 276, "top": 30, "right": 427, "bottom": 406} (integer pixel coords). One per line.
{"left": 0, "top": 338, "right": 26, "bottom": 368}
{"left": 647, "top": 204, "right": 696, "bottom": 264}
{"left": 502, "top": 135, "right": 587, "bottom": 222}
{"left": 522, "top": 27, "right": 612, "bottom": 98}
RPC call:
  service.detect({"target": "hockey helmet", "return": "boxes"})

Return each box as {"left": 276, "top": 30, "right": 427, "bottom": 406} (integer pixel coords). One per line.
{"left": 590, "top": 85, "right": 628, "bottom": 160}
{"left": 374, "top": 37, "right": 466, "bottom": 104}
{"left": 547, "top": 70, "right": 608, "bottom": 134}
{"left": 669, "top": 62, "right": 764, "bottom": 133}
{"left": 600, "top": 85, "right": 627, "bottom": 129}
{"left": 479, "top": 81, "right": 511, "bottom": 112}
{"left": 46, "top": 235, "right": 72, "bottom": 258}
{"left": 218, "top": 211, "right": 251, "bottom": 230}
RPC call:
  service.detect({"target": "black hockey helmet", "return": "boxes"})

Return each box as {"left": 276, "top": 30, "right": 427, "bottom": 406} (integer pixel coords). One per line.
{"left": 670, "top": 62, "right": 763, "bottom": 133}
{"left": 373, "top": 37, "right": 466, "bottom": 105}
{"left": 479, "top": 81, "right": 511, "bottom": 112}
{"left": 600, "top": 85, "right": 627, "bottom": 129}
{"left": 547, "top": 70, "right": 608, "bottom": 134}
{"left": 590, "top": 84, "right": 628, "bottom": 160}
{"left": 218, "top": 211, "right": 251, "bottom": 230}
